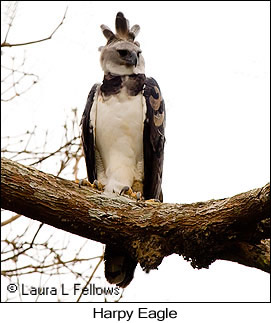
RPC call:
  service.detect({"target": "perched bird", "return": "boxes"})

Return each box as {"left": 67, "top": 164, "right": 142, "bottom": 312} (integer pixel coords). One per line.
{"left": 81, "top": 12, "right": 165, "bottom": 288}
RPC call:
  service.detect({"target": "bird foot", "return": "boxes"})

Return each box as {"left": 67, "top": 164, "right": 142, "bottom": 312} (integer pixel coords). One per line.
{"left": 93, "top": 179, "right": 104, "bottom": 191}
{"left": 75, "top": 179, "right": 104, "bottom": 191}
{"left": 120, "top": 186, "right": 142, "bottom": 201}
{"left": 75, "top": 179, "right": 92, "bottom": 188}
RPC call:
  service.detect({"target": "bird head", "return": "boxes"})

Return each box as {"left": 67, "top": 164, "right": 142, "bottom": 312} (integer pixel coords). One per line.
{"left": 99, "top": 12, "right": 145, "bottom": 75}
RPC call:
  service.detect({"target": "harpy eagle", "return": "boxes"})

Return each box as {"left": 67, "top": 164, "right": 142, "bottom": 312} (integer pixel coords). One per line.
{"left": 81, "top": 12, "right": 166, "bottom": 288}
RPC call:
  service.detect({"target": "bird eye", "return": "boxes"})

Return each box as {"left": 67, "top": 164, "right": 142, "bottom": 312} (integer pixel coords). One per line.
{"left": 117, "top": 50, "right": 128, "bottom": 57}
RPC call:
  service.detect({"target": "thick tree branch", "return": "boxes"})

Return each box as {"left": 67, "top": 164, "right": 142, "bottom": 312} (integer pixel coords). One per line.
{"left": 1, "top": 157, "right": 270, "bottom": 273}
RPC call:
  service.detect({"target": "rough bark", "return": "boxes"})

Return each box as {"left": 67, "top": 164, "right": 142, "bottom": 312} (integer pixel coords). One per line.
{"left": 1, "top": 157, "right": 270, "bottom": 273}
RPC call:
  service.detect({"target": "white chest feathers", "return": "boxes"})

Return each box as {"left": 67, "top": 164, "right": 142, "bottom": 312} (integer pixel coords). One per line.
{"left": 92, "top": 87, "right": 146, "bottom": 193}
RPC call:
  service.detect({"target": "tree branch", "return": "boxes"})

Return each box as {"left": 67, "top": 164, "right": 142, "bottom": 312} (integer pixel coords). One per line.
{"left": 1, "top": 157, "right": 270, "bottom": 273}
{"left": 1, "top": 213, "right": 21, "bottom": 226}
{"left": 1, "top": 7, "right": 68, "bottom": 48}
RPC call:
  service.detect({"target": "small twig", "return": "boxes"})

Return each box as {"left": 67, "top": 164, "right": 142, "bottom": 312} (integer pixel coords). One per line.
{"left": 114, "top": 288, "right": 125, "bottom": 302}
{"left": 1, "top": 7, "right": 68, "bottom": 48}
{"left": 1, "top": 56, "right": 39, "bottom": 102}
{"left": 76, "top": 255, "right": 104, "bottom": 302}
{"left": 2, "top": 256, "right": 102, "bottom": 275}
{"left": 2, "top": 223, "right": 43, "bottom": 262}
{"left": 3, "top": 1, "right": 18, "bottom": 44}
{"left": 29, "top": 135, "right": 80, "bottom": 166}
{"left": 1, "top": 214, "right": 21, "bottom": 227}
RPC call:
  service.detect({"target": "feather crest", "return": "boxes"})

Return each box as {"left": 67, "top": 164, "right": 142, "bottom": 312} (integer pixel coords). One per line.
{"left": 130, "top": 24, "right": 140, "bottom": 38}
{"left": 115, "top": 12, "right": 129, "bottom": 37}
{"left": 100, "top": 12, "right": 140, "bottom": 43}
{"left": 100, "top": 24, "right": 116, "bottom": 42}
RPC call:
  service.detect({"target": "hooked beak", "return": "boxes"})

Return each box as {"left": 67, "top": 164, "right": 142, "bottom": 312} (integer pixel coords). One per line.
{"left": 125, "top": 51, "right": 138, "bottom": 67}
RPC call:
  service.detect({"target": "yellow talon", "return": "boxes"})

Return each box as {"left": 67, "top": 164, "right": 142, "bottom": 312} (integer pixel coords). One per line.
{"left": 93, "top": 179, "right": 104, "bottom": 191}
{"left": 120, "top": 186, "right": 142, "bottom": 201}
{"left": 76, "top": 179, "right": 103, "bottom": 190}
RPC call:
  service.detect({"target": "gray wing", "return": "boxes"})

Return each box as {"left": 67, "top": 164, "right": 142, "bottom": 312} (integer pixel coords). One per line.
{"left": 81, "top": 83, "right": 99, "bottom": 183}
{"left": 143, "top": 77, "right": 166, "bottom": 201}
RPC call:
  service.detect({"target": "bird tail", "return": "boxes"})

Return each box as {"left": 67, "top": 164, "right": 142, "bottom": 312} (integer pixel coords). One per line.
{"left": 104, "top": 245, "right": 137, "bottom": 288}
